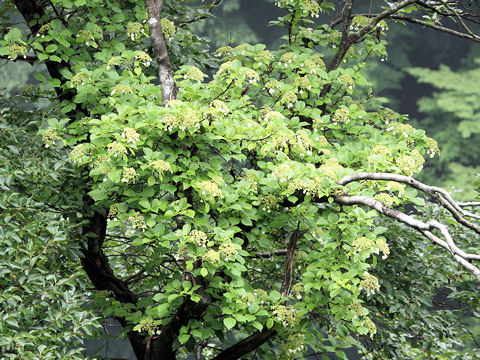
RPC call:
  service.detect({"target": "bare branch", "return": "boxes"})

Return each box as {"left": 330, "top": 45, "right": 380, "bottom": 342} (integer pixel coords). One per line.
{"left": 326, "top": 0, "right": 355, "bottom": 72}
{"left": 391, "top": 14, "right": 480, "bottom": 41}
{"left": 338, "top": 172, "right": 480, "bottom": 233}
{"left": 334, "top": 194, "right": 480, "bottom": 281}
{"left": 253, "top": 250, "right": 288, "bottom": 258}
{"left": 0, "top": 54, "right": 38, "bottom": 63}
{"left": 458, "top": 202, "right": 480, "bottom": 207}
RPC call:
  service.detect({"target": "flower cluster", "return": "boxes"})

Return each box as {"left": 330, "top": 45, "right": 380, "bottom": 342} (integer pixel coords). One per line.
{"left": 363, "top": 317, "right": 377, "bottom": 338}
{"left": 188, "top": 230, "right": 209, "bottom": 247}
{"left": 294, "top": 76, "right": 311, "bottom": 93}
{"left": 311, "top": 55, "right": 325, "bottom": 69}
{"left": 244, "top": 69, "right": 260, "bottom": 84}
{"left": 70, "top": 72, "right": 89, "bottom": 87}
{"left": 327, "top": 31, "right": 341, "bottom": 48}
{"left": 121, "top": 167, "right": 138, "bottom": 183}
{"left": 320, "top": 158, "right": 343, "bottom": 181}
{"left": 42, "top": 129, "right": 58, "bottom": 148}
{"left": 387, "top": 122, "right": 413, "bottom": 138}
{"left": 315, "top": 135, "right": 329, "bottom": 147}
{"left": 264, "top": 110, "right": 284, "bottom": 122}
{"left": 37, "top": 23, "right": 51, "bottom": 36}
{"left": 127, "top": 22, "right": 145, "bottom": 41}
{"left": 290, "top": 283, "right": 304, "bottom": 300}
{"left": 151, "top": 159, "right": 171, "bottom": 173}
{"left": 273, "top": 162, "right": 296, "bottom": 183}
{"left": 205, "top": 249, "right": 220, "bottom": 264}
{"left": 135, "top": 51, "right": 152, "bottom": 67}
{"left": 111, "top": 84, "right": 133, "bottom": 96}
{"left": 264, "top": 79, "right": 281, "bottom": 95}
{"left": 381, "top": 108, "right": 397, "bottom": 124}
{"left": 352, "top": 237, "right": 374, "bottom": 253}
{"left": 198, "top": 180, "right": 222, "bottom": 198}
{"left": 106, "top": 56, "right": 121, "bottom": 70}
{"left": 128, "top": 212, "right": 146, "bottom": 230}
{"left": 333, "top": 108, "right": 350, "bottom": 124}
{"left": 262, "top": 194, "right": 278, "bottom": 211}
{"left": 425, "top": 137, "right": 439, "bottom": 158}
{"left": 375, "top": 238, "right": 390, "bottom": 259}
{"left": 108, "top": 203, "right": 119, "bottom": 221}
{"left": 161, "top": 107, "right": 200, "bottom": 132}
{"left": 303, "top": 59, "right": 321, "bottom": 74}
{"left": 8, "top": 43, "right": 26, "bottom": 60}
{"left": 256, "top": 50, "right": 273, "bottom": 66}
{"left": 133, "top": 318, "right": 161, "bottom": 336}
{"left": 244, "top": 170, "right": 258, "bottom": 190}
{"left": 92, "top": 155, "right": 110, "bottom": 174}
{"left": 209, "top": 100, "right": 229, "bottom": 117}
{"left": 77, "top": 30, "right": 98, "bottom": 46}
{"left": 359, "top": 272, "right": 380, "bottom": 296}
{"left": 374, "top": 193, "right": 395, "bottom": 207}
{"left": 107, "top": 141, "right": 127, "bottom": 157}
{"left": 385, "top": 181, "right": 405, "bottom": 197}
{"left": 161, "top": 18, "right": 176, "bottom": 40}
{"left": 295, "top": 130, "right": 315, "bottom": 156}
{"left": 371, "top": 145, "right": 391, "bottom": 157}
{"left": 338, "top": 74, "right": 354, "bottom": 89}
{"left": 214, "top": 46, "right": 233, "bottom": 58}
{"left": 280, "top": 91, "right": 298, "bottom": 109}
{"left": 395, "top": 155, "right": 417, "bottom": 176}
{"left": 216, "top": 60, "right": 233, "bottom": 76}
{"left": 219, "top": 241, "right": 237, "bottom": 261}
{"left": 122, "top": 127, "right": 140, "bottom": 143}
{"left": 183, "top": 66, "right": 205, "bottom": 82}
{"left": 273, "top": 305, "right": 298, "bottom": 328}
{"left": 350, "top": 15, "right": 371, "bottom": 31}
{"left": 287, "top": 178, "right": 306, "bottom": 193}
{"left": 313, "top": 227, "right": 323, "bottom": 242}
{"left": 70, "top": 144, "right": 86, "bottom": 163}
{"left": 279, "top": 333, "right": 306, "bottom": 360}
{"left": 349, "top": 301, "right": 364, "bottom": 318}
{"left": 278, "top": 52, "right": 295, "bottom": 68}
{"left": 275, "top": 0, "right": 295, "bottom": 7}
{"left": 301, "top": 0, "right": 321, "bottom": 17}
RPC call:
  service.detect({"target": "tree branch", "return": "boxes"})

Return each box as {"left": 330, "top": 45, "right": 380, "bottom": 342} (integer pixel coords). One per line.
{"left": 391, "top": 14, "right": 480, "bottom": 41}
{"left": 338, "top": 172, "right": 480, "bottom": 233}
{"left": 145, "top": 0, "right": 178, "bottom": 104}
{"left": 0, "top": 54, "right": 38, "bottom": 63}
{"left": 334, "top": 194, "right": 480, "bottom": 281}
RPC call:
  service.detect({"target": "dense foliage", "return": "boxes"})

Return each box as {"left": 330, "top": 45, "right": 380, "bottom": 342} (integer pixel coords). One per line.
{"left": 1, "top": 0, "right": 480, "bottom": 359}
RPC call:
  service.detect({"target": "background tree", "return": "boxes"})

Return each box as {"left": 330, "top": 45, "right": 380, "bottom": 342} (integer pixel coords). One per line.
{"left": 1, "top": 1, "right": 480, "bottom": 359}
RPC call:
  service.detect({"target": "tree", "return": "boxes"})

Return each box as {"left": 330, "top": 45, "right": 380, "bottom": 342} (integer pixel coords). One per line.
{"left": 2, "top": 0, "right": 480, "bottom": 359}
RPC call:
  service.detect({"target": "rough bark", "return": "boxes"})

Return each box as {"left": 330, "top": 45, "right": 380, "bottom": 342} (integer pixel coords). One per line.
{"left": 144, "top": 0, "right": 178, "bottom": 105}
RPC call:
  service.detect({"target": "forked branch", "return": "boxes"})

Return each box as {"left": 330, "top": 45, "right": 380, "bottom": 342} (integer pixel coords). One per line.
{"left": 335, "top": 172, "right": 480, "bottom": 281}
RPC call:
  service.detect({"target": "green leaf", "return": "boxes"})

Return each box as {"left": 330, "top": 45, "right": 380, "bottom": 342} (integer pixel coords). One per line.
{"left": 269, "top": 290, "right": 281, "bottom": 302}
{"left": 178, "top": 333, "right": 190, "bottom": 344}
{"left": 45, "top": 44, "right": 58, "bottom": 53}
{"left": 337, "top": 324, "right": 349, "bottom": 338}
{"left": 88, "top": 189, "right": 108, "bottom": 201}
{"left": 223, "top": 317, "right": 236, "bottom": 330}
